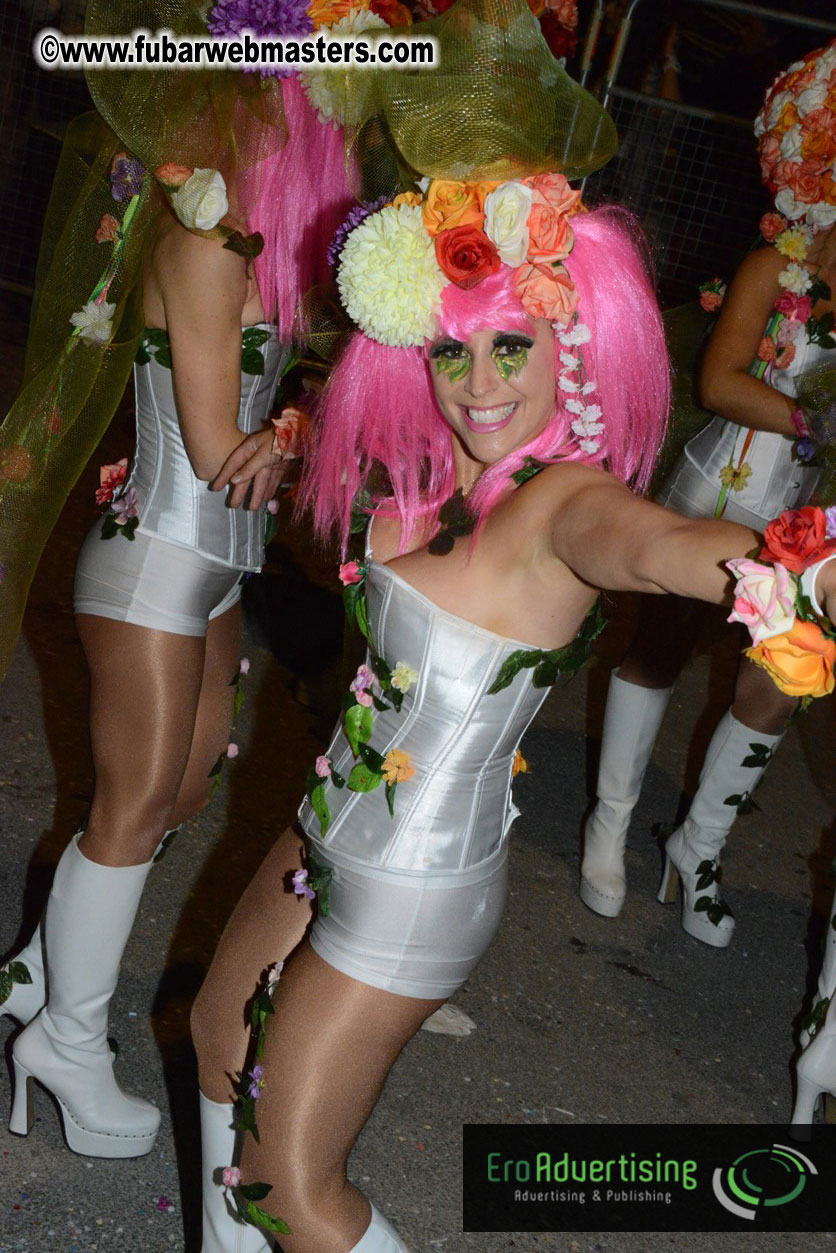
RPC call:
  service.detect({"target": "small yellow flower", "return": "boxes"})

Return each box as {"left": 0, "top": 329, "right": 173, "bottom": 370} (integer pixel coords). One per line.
{"left": 381, "top": 748, "right": 414, "bottom": 785}
{"left": 391, "top": 661, "right": 418, "bottom": 693}
{"left": 512, "top": 748, "right": 528, "bottom": 776}
{"left": 719, "top": 461, "right": 752, "bottom": 493}
{"left": 775, "top": 226, "right": 811, "bottom": 263}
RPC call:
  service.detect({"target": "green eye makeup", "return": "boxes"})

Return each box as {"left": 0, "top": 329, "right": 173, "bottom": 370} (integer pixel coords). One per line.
{"left": 431, "top": 340, "right": 471, "bottom": 384}
{"left": 492, "top": 335, "right": 532, "bottom": 381}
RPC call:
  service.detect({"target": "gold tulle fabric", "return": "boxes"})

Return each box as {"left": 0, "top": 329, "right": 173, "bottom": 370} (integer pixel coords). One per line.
{"left": 0, "top": 1, "right": 286, "bottom": 680}
{"left": 344, "top": 0, "right": 617, "bottom": 199}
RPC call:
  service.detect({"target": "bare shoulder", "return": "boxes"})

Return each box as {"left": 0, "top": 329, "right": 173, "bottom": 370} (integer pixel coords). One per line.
{"left": 511, "top": 459, "right": 634, "bottom": 519}
{"left": 148, "top": 217, "right": 247, "bottom": 308}
{"left": 726, "top": 245, "right": 784, "bottom": 299}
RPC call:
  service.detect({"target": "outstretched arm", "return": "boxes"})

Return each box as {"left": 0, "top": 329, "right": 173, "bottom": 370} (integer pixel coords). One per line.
{"left": 550, "top": 469, "right": 759, "bottom": 605}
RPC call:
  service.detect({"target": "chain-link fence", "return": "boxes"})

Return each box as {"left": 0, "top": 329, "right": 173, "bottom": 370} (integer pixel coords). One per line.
{"left": 582, "top": 0, "right": 836, "bottom": 307}
{"left": 0, "top": 3, "right": 90, "bottom": 297}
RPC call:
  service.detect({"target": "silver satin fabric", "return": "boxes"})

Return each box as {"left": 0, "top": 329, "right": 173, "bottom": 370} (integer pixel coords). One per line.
{"left": 299, "top": 563, "right": 559, "bottom": 997}
{"left": 300, "top": 563, "right": 551, "bottom": 873}
{"left": 127, "top": 325, "right": 288, "bottom": 570}
{"left": 657, "top": 333, "right": 827, "bottom": 524}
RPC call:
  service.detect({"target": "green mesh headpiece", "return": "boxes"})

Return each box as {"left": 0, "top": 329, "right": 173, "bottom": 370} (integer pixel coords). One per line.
{"left": 344, "top": 0, "right": 618, "bottom": 199}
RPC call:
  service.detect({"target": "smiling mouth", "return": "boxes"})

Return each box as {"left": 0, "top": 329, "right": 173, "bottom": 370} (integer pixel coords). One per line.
{"left": 462, "top": 403, "right": 517, "bottom": 432}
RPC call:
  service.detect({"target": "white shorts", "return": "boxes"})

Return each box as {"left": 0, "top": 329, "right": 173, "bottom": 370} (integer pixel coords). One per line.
{"left": 73, "top": 522, "right": 244, "bottom": 637}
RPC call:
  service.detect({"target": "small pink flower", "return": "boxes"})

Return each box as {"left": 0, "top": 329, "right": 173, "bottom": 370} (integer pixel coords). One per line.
{"left": 239, "top": 657, "right": 250, "bottom": 675}
{"left": 726, "top": 558, "right": 796, "bottom": 644}
{"left": 154, "top": 162, "right": 193, "bottom": 189}
{"left": 339, "top": 561, "right": 363, "bottom": 585}
{"left": 155, "top": 1197, "right": 175, "bottom": 1212}
{"left": 355, "top": 689, "right": 373, "bottom": 707}
{"left": 760, "top": 211, "right": 788, "bottom": 241}
{"left": 292, "top": 868, "right": 315, "bottom": 901}
{"left": 266, "top": 498, "right": 279, "bottom": 515}
{"left": 794, "top": 296, "right": 812, "bottom": 323}
{"left": 95, "top": 213, "right": 119, "bottom": 244}
{"left": 222, "top": 1167, "right": 241, "bottom": 1188}
{"left": 350, "top": 664, "right": 376, "bottom": 704}
{"left": 824, "top": 506, "right": 836, "bottom": 539}
{"left": 315, "top": 755, "right": 332, "bottom": 778}
{"left": 96, "top": 457, "right": 128, "bottom": 505}
{"left": 699, "top": 291, "right": 723, "bottom": 312}
{"left": 226, "top": 742, "right": 239, "bottom": 759}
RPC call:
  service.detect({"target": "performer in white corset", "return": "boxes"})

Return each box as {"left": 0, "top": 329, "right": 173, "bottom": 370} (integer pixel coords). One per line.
{"left": 580, "top": 38, "right": 836, "bottom": 947}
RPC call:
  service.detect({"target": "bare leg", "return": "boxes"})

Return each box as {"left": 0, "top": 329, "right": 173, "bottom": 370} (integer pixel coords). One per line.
{"left": 617, "top": 593, "right": 709, "bottom": 689}
{"left": 192, "top": 830, "right": 443, "bottom": 1252}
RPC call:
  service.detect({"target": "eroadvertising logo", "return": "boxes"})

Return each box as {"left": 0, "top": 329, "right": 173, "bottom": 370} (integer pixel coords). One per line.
{"left": 462, "top": 1125, "right": 836, "bottom": 1232}
{"left": 712, "top": 1143, "right": 815, "bottom": 1221}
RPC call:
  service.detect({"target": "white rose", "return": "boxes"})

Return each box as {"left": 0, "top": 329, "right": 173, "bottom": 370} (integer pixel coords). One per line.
{"left": 170, "top": 168, "right": 228, "bottom": 231}
{"left": 779, "top": 124, "right": 803, "bottom": 161}
{"left": 774, "top": 187, "right": 804, "bottom": 221}
{"left": 796, "top": 83, "right": 827, "bottom": 115}
{"left": 807, "top": 201, "right": 836, "bottom": 230}
{"left": 483, "top": 181, "right": 534, "bottom": 268}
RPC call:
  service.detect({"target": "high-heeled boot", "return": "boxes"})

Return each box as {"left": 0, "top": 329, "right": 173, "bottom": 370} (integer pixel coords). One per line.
{"left": 0, "top": 925, "right": 46, "bottom": 1026}
{"left": 1, "top": 826, "right": 179, "bottom": 1027}
{"left": 657, "top": 710, "right": 784, "bottom": 948}
{"left": 800, "top": 887, "right": 836, "bottom": 1049}
{"left": 9, "top": 833, "right": 160, "bottom": 1157}
{"left": 349, "top": 1204, "right": 409, "bottom": 1252}
{"left": 200, "top": 1092, "right": 273, "bottom": 1252}
{"left": 580, "top": 672, "right": 672, "bottom": 917}
{"left": 793, "top": 993, "right": 836, "bottom": 1129}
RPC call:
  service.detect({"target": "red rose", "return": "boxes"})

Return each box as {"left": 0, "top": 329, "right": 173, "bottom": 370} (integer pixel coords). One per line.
{"left": 795, "top": 295, "right": 812, "bottom": 323}
{"left": 759, "top": 506, "right": 836, "bottom": 575}
{"left": 775, "top": 291, "right": 798, "bottom": 315}
{"left": 434, "top": 225, "right": 500, "bottom": 290}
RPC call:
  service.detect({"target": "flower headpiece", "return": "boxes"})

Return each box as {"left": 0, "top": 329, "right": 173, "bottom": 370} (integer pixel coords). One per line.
{"left": 334, "top": 172, "right": 606, "bottom": 452}
{"left": 209, "top": 0, "right": 411, "bottom": 123}
{"left": 754, "top": 39, "right": 836, "bottom": 232}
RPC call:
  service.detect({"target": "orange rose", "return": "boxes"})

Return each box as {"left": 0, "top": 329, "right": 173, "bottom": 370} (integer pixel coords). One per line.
{"left": 308, "top": 0, "right": 355, "bottom": 27}
{"left": 746, "top": 618, "right": 835, "bottom": 699}
{"left": 390, "top": 191, "right": 422, "bottom": 209}
{"left": 526, "top": 204, "right": 574, "bottom": 263}
{"left": 95, "top": 214, "right": 119, "bottom": 244}
{"left": 154, "top": 163, "right": 193, "bottom": 190}
{"left": 525, "top": 171, "right": 582, "bottom": 217}
{"left": 422, "top": 181, "right": 484, "bottom": 236}
{"left": 516, "top": 261, "right": 578, "bottom": 326}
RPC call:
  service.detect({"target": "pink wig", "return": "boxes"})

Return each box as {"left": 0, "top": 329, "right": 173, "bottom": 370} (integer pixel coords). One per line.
{"left": 244, "top": 77, "right": 355, "bottom": 340}
{"left": 301, "top": 206, "right": 670, "bottom": 553}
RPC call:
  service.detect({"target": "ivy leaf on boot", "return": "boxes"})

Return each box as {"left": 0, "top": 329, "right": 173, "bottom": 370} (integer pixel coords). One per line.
{"left": 741, "top": 742, "right": 774, "bottom": 768}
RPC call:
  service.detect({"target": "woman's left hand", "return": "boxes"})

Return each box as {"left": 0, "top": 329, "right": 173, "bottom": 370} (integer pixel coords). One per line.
{"left": 211, "top": 428, "right": 286, "bottom": 510}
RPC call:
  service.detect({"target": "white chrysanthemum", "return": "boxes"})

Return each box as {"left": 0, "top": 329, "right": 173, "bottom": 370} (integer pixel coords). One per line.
{"left": 337, "top": 204, "right": 448, "bottom": 347}
{"left": 778, "top": 261, "right": 813, "bottom": 296}
{"left": 775, "top": 187, "right": 804, "bottom": 221}
{"left": 70, "top": 299, "right": 116, "bottom": 344}
{"left": 301, "top": 9, "right": 387, "bottom": 127}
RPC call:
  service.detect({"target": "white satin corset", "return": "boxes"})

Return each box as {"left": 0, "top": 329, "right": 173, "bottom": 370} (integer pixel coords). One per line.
{"left": 676, "top": 333, "right": 830, "bottom": 519}
{"left": 298, "top": 563, "right": 559, "bottom": 873}
{"left": 127, "top": 326, "right": 288, "bottom": 570}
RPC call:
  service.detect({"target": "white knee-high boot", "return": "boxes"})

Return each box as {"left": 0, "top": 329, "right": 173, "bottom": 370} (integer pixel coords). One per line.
{"left": 0, "top": 925, "right": 46, "bottom": 1026}
{"left": 9, "top": 834, "right": 160, "bottom": 1157}
{"left": 200, "top": 1093, "right": 273, "bottom": 1253}
{"left": 800, "top": 887, "right": 836, "bottom": 1049}
{"left": 349, "top": 1204, "right": 409, "bottom": 1252}
{"left": 1, "top": 826, "right": 179, "bottom": 1028}
{"left": 580, "top": 672, "right": 672, "bottom": 917}
{"left": 657, "top": 711, "right": 784, "bottom": 948}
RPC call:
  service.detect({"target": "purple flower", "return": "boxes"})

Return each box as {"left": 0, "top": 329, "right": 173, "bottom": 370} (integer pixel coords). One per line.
{"left": 795, "top": 438, "right": 817, "bottom": 464}
{"left": 208, "top": 0, "right": 313, "bottom": 77}
{"left": 246, "top": 1064, "right": 264, "bottom": 1099}
{"left": 222, "top": 1166, "right": 241, "bottom": 1188}
{"left": 110, "top": 153, "right": 145, "bottom": 203}
{"left": 314, "top": 755, "right": 332, "bottom": 778}
{"left": 327, "top": 197, "right": 388, "bottom": 270}
{"left": 825, "top": 506, "right": 836, "bottom": 539}
{"left": 292, "top": 868, "right": 315, "bottom": 901}
{"left": 226, "top": 742, "right": 240, "bottom": 759}
{"left": 112, "top": 487, "right": 138, "bottom": 526}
